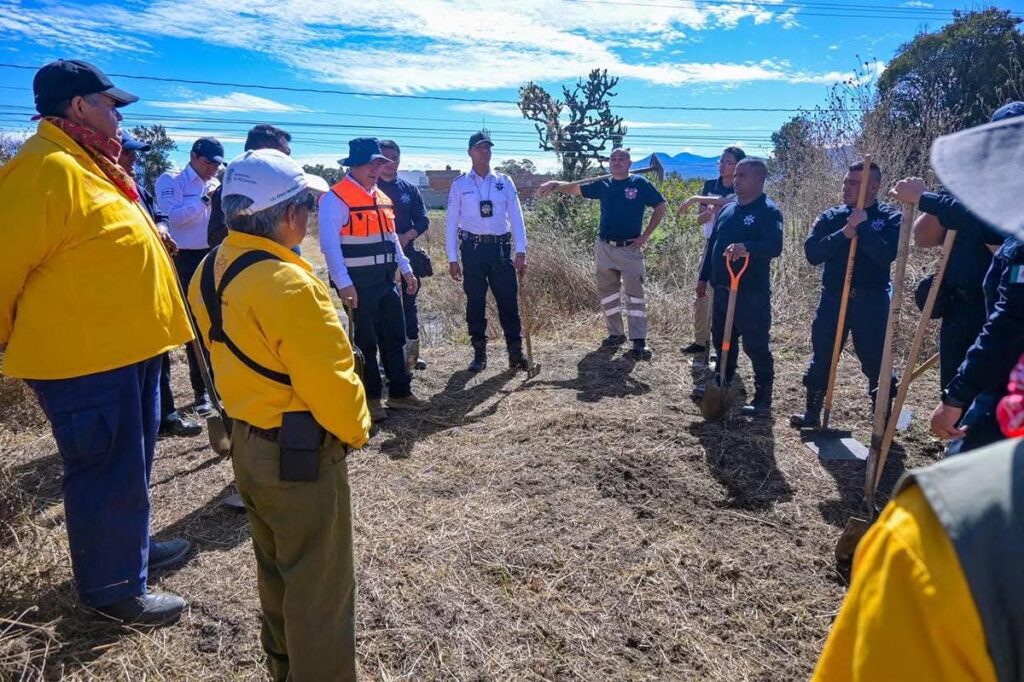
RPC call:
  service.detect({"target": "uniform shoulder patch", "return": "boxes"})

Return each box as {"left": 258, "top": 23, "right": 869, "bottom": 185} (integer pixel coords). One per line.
{"left": 1010, "top": 264, "right": 1024, "bottom": 285}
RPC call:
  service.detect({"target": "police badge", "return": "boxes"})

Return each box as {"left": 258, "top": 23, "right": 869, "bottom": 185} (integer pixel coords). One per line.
{"left": 480, "top": 200, "right": 494, "bottom": 217}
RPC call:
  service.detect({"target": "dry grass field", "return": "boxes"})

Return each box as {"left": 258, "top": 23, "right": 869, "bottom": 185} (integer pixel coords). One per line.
{"left": 0, "top": 212, "right": 948, "bottom": 680}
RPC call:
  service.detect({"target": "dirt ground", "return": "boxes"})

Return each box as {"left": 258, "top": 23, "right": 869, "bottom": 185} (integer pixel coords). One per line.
{"left": 0, "top": 304, "right": 945, "bottom": 680}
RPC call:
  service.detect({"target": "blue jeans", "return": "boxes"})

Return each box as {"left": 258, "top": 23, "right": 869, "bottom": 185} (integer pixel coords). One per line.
{"left": 27, "top": 356, "right": 161, "bottom": 607}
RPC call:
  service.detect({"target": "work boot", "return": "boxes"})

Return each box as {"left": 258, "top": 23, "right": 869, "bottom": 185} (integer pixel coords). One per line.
{"left": 148, "top": 538, "right": 192, "bottom": 573}
{"left": 468, "top": 339, "right": 487, "bottom": 373}
{"left": 741, "top": 382, "right": 773, "bottom": 418}
{"left": 680, "top": 342, "right": 706, "bottom": 354}
{"left": 368, "top": 399, "right": 388, "bottom": 423}
{"left": 95, "top": 591, "right": 186, "bottom": 627}
{"left": 405, "top": 339, "right": 421, "bottom": 374}
{"left": 158, "top": 413, "right": 202, "bottom": 438}
{"left": 628, "top": 339, "right": 653, "bottom": 360}
{"left": 601, "top": 334, "right": 627, "bottom": 348}
{"left": 193, "top": 392, "right": 215, "bottom": 418}
{"left": 508, "top": 342, "right": 530, "bottom": 371}
{"left": 387, "top": 393, "right": 429, "bottom": 411}
{"left": 789, "top": 388, "right": 825, "bottom": 429}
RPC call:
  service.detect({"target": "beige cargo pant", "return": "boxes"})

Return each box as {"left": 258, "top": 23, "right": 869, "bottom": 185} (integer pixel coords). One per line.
{"left": 595, "top": 240, "right": 647, "bottom": 340}
{"left": 693, "top": 287, "right": 715, "bottom": 347}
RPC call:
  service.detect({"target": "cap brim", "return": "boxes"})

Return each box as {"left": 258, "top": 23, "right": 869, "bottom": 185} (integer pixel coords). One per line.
{"left": 104, "top": 86, "right": 139, "bottom": 107}
{"left": 471, "top": 140, "right": 494, "bottom": 148}
{"left": 303, "top": 173, "right": 330, "bottom": 194}
{"left": 931, "top": 116, "right": 1024, "bottom": 240}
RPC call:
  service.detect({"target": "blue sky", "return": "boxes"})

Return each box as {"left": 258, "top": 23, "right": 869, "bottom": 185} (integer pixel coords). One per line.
{"left": 0, "top": 0, "right": 1011, "bottom": 172}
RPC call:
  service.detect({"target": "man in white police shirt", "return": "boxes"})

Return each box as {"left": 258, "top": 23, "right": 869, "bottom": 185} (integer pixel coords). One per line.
{"left": 446, "top": 130, "right": 529, "bottom": 373}
{"left": 155, "top": 136, "right": 224, "bottom": 416}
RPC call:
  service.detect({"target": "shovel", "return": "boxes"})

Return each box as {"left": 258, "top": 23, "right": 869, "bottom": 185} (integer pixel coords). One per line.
{"left": 701, "top": 253, "right": 749, "bottom": 421}
{"left": 835, "top": 220, "right": 957, "bottom": 567}
{"left": 805, "top": 158, "right": 874, "bottom": 461}
{"left": 835, "top": 201, "right": 914, "bottom": 565}
{"left": 517, "top": 271, "right": 542, "bottom": 379}
{"left": 169, "top": 257, "right": 232, "bottom": 458}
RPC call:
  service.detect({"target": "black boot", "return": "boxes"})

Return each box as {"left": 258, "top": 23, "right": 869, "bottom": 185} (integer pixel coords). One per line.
{"left": 789, "top": 388, "right": 825, "bottom": 428}
{"left": 468, "top": 339, "right": 487, "bottom": 373}
{"left": 629, "top": 338, "right": 653, "bottom": 360}
{"left": 507, "top": 341, "right": 529, "bottom": 371}
{"left": 742, "top": 382, "right": 773, "bottom": 418}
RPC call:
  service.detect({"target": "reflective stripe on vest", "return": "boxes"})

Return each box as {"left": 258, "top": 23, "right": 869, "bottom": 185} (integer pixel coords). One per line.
{"left": 330, "top": 179, "right": 397, "bottom": 271}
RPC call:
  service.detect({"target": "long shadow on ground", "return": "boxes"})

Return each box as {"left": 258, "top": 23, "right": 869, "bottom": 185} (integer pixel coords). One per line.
{"left": 816, "top": 441, "right": 908, "bottom": 527}
{"left": 689, "top": 414, "right": 793, "bottom": 511}
{"left": 376, "top": 367, "right": 518, "bottom": 460}
{"left": 535, "top": 345, "right": 649, "bottom": 403}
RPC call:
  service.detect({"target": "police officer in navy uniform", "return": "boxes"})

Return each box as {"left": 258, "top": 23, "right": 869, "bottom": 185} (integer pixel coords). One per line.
{"left": 925, "top": 102, "right": 1024, "bottom": 453}
{"left": 377, "top": 139, "right": 431, "bottom": 372}
{"left": 697, "top": 158, "right": 783, "bottom": 417}
{"left": 790, "top": 161, "right": 901, "bottom": 428}
{"left": 890, "top": 102, "right": 1023, "bottom": 393}
{"left": 446, "top": 131, "right": 529, "bottom": 373}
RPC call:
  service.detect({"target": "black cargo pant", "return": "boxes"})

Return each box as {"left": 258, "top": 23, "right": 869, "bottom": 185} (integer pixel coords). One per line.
{"left": 711, "top": 285, "right": 774, "bottom": 387}
{"left": 354, "top": 282, "right": 411, "bottom": 401}
{"left": 460, "top": 237, "right": 521, "bottom": 345}
{"left": 939, "top": 294, "right": 987, "bottom": 389}
{"left": 173, "top": 248, "right": 211, "bottom": 399}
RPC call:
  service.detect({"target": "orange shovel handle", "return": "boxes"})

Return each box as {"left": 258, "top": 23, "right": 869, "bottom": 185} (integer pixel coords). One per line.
{"left": 725, "top": 252, "right": 750, "bottom": 290}
{"left": 720, "top": 253, "right": 749, "bottom": 354}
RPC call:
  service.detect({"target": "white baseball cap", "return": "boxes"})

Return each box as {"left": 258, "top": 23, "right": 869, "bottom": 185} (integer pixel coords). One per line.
{"left": 222, "top": 149, "right": 330, "bottom": 215}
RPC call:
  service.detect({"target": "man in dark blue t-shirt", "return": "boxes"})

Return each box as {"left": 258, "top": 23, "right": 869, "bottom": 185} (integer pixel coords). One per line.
{"left": 697, "top": 158, "right": 783, "bottom": 417}
{"left": 538, "top": 148, "right": 666, "bottom": 359}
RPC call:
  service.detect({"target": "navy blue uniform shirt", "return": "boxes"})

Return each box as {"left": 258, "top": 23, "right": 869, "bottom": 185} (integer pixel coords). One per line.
{"left": 700, "top": 193, "right": 783, "bottom": 290}
{"left": 919, "top": 191, "right": 1004, "bottom": 295}
{"left": 804, "top": 202, "right": 901, "bottom": 292}
{"left": 580, "top": 174, "right": 665, "bottom": 241}
{"left": 139, "top": 184, "right": 169, "bottom": 226}
{"left": 946, "top": 236, "right": 1024, "bottom": 403}
{"left": 701, "top": 176, "right": 734, "bottom": 199}
{"left": 378, "top": 177, "right": 429, "bottom": 236}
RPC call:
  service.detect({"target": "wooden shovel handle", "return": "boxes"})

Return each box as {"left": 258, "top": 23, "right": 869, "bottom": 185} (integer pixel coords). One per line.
{"left": 822, "top": 156, "right": 873, "bottom": 429}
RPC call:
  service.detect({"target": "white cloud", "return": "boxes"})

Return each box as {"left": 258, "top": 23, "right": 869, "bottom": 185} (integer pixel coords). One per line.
{"left": 448, "top": 103, "right": 523, "bottom": 118}
{"left": 902, "top": 1, "right": 933, "bottom": 7}
{"left": 151, "top": 92, "right": 312, "bottom": 113}
{"left": 0, "top": 0, "right": 848, "bottom": 95}
{"left": 828, "top": 44, "right": 839, "bottom": 51}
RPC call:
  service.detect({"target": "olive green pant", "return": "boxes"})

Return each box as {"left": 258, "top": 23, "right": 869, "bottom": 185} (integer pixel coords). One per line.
{"left": 693, "top": 287, "right": 715, "bottom": 347}
{"left": 231, "top": 421, "right": 356, "bottom": 682}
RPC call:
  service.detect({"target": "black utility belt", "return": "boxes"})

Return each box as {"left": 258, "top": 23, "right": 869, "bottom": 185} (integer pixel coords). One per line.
{"left": 244, "top": 412, "right": 343, "bottom": 482}
{"left": 600, "top": 236, "right": 639, "bottom": 247}
{"left": 458, "top": 230, "right": 510, "bottom": 244}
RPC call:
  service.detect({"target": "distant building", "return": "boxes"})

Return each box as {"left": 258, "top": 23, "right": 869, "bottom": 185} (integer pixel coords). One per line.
{"left": 418, "top": 168, "right": 555, "bottom": 209}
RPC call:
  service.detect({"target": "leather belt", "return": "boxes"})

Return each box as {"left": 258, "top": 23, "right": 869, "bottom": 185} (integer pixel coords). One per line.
{"left": 600, "top": 236, "right": 636, "bottom": 247}
{"left": 458, "top": 230, "right": 510, "bottom": 244}
{"left": 244, "top": 422, "right": 280, "bottom": 442}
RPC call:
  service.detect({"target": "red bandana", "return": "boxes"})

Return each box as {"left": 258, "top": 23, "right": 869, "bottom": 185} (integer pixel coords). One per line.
{"left": 997, "top": 353, "right": 1024, "bottom": 438}
{"left": 45, "top": 117, "right": 139, "bottom": 202}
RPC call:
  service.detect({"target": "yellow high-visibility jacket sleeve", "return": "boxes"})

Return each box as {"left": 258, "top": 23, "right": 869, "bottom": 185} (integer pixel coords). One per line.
{"left": 813, "top": 485, "right": 995, "bottom": 682}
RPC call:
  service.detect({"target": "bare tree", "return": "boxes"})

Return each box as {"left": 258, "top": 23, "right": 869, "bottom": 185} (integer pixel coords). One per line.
{"left": 519, "top": 69, "right": 627, "bottom": 181}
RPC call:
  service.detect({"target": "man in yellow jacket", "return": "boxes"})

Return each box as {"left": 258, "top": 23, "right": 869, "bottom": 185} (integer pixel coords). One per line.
{"left": 188, "top": 148, "right": 370, "bottom": 682}
{"left": 0, "top": 60, "right": 193, "bottom": 625}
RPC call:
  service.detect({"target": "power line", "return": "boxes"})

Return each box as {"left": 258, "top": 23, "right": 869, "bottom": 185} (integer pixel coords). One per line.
{"left": 0, "top": 63, "right": 862, "bottom": 113}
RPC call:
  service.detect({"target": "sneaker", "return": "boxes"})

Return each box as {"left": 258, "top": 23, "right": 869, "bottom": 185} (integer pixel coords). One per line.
{"left": 193, "top": 394, "right": 215, "bottom": 418}
{"left": 414, "top": 359, "right": 428, "bottom": 370}
{"left": 387, "top": 394, "right": 429, "bottom": 411}
{"left": 680, "top": 342, "right": 706, "bottom": 354}
{"left": 95, "top": 591, "right": 186, "bottom": 627}
{"left": 368, "top": 399, "right": 389, "bottom": 422}
{"left": 158, "top": 414, "right": 202, "bottom": 438}
{"left": 601, "top": 334, "right": 627, "bottom": 348}
{"left": 148, "top": 538, "right": 192, "bottom": 573}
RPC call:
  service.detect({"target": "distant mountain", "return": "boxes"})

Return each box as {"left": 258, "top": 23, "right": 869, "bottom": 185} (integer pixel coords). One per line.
{"left": 631, "top": 152, "right": 720, "bottom": 180}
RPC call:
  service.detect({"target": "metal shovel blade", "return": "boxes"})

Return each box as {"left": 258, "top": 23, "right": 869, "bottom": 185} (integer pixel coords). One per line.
{"left": 803, "top": 430, "right": 869, "bottom": 461}
{"left": 700, "top": 379, "right": 738, "bottom": 421}
{"left": 835, "top": 516, "right": 871, "bottom": 567}
{"left": 526, "top": 361, "right": 542, "bottom": 380}
{"left": 896, "top": 407, "right": 913, "bottom": 431}
{"left": 206, "top": 413, "right": 232, "bottom": 457}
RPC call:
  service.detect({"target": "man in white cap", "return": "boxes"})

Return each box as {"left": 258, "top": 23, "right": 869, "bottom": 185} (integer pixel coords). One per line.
{"left": 188, "top": 149, "right": 370, "bottom": 682}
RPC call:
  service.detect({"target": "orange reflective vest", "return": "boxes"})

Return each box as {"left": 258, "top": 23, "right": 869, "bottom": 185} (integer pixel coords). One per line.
{"left": 330, "top": 178, "right": 398, "bottom": 287}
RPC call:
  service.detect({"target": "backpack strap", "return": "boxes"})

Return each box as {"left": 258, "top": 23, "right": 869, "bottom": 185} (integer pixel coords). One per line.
{"left": 200, "top": 247, "right": 292, "bottom": 386}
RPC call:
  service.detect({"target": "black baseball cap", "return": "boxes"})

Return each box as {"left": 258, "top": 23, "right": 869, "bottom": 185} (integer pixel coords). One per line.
{"left": 339, "top": 137, "right": 389, "bottom": 167}
{"left": 191, "top": 137, "right": 226, "bottom": 164}
{"left": 33, "top": 59, "right": 138, "bottom": 114}
{"left": 468, "top": 130, "right": 493, "bottom": 149}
